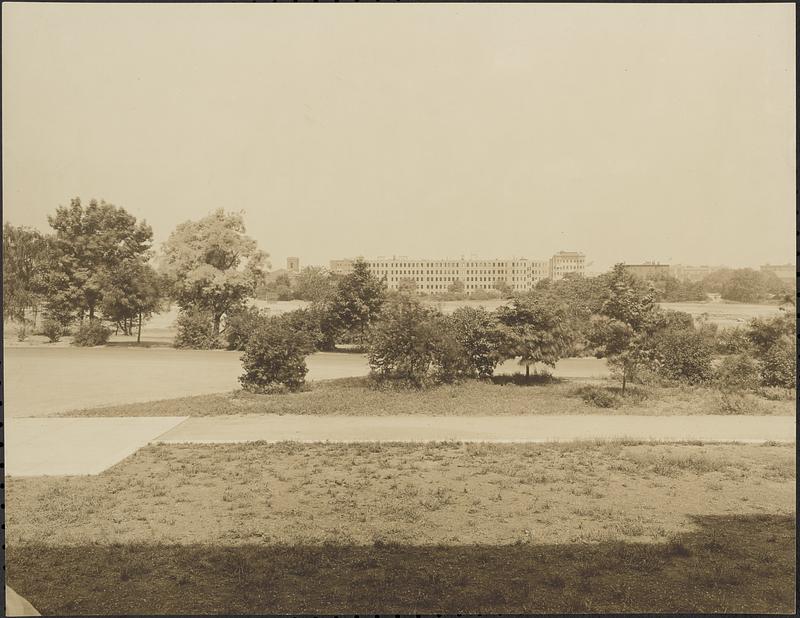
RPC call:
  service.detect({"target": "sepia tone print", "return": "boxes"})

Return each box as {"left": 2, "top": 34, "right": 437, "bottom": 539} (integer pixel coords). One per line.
{"left": 2, "top": 3, "right": 796, "bottom": 615}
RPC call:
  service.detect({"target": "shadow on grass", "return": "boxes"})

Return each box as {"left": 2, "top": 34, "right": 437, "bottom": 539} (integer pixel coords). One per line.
{"left": 490, "top": 372, "right": 562, "bottom": 386}
{"left": 104, "top": 341, "right": 174, "bottom": 349}
{"left": 6, "top": 515, "right": 794, "bottom": 615}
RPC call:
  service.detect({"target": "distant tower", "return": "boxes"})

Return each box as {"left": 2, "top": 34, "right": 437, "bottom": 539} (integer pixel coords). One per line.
{"left": 286, "top": 257, "right": 300, "bottom": 273}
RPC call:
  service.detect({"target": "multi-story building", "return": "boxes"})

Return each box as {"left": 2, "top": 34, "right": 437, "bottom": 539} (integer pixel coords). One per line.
{"left": 760, "top": 263, "right": 795, "bottom": 285}
{"left": 669, "top": 264, "right": 726, "bottom": 282}
{"left": 328, "top": 252, "right": 586, "bottom": 294}
{"left": 622, "top": 262, "right": 670, "bottom": 281}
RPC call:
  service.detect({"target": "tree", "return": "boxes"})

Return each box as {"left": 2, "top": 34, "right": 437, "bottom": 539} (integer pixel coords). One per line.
{"left": 293, "top": 266, "right": 336, "bottom": 303}
{"left": 647, "top": 327, "right": 713, "bottom": 384}
{"left": 746, "top": 314, "right": 795, "bottom": 357}
{"left": 330, "top": 259, "right": 386, "bottom": 345}
{"left": 495, "top": 297, "right": 573, "bottom": 377}
{"left": 720, "top": 269, "right": 766, "bottom": 303}
{"left": 99, "top": 260, "right": 163, "bottom": 342}
{"left": 45, "top": 198, "right": 153, "bottom": 323}
{"left": 397, "top": 278, "right": 418, "bottom": 295}
{"left": 161, "top": 209, "right": 268, "bottom": 338}
{"left": 2, "top": 223, "right": 50, "bottom": 327}
{"left": 759, "top": 337, "right": 796, "bottom": 388}
{"left": 266, "top": 273, "right": 293, "bottom": 301}
{"left": 492, "top": 279, "right": 512, "bottom": 296}
{"left": 448, "top": 279, "right": 465, "bottom": 294}
{"left": 588, "top": 264, "right": 658, "bottom": 392}
{"left": 447, "top": 306, "right": 503, "bottom": 378}
{"left": 367, "top": 297, "right": 458, "bottom": 387}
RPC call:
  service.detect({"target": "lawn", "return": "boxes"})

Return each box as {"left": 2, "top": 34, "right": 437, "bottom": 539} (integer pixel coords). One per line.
{"left": 6, "top": 441, "right": 795, "bottom": 613}
{"left": 61, "top": 376, "right": 796, "bottom": 417}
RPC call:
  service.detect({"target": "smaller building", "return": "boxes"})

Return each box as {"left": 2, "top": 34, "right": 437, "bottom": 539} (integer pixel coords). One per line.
{"left": 623, "top": 262, "right": 670, "bottom": 280}
{"left": 286, "top": 257, "right": 300, "bottom": 273}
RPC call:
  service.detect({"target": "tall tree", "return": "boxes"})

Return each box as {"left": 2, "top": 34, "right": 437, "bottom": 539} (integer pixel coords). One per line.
{"left": 495, "top": 297, "right": 573, "bottom": 377}
{"left": 2, "top": 223, "right": 50, "bottom": 325}
{"left": 292, "top": 266, "right": 336, "bottom": 303}
{"left": 330, "top": 259, "right": 386, "bottom": 344}
{"left": 99, "top": 260, "right": 164, "bottom": 341}
{"left": 588, "top": 263, "right": 658, "bottom": 391}
{"left": 45, "top": 198, "right": 153, "bottom": 322}
{"left": 161, "top": 209, "right": 268, "bottom": 336}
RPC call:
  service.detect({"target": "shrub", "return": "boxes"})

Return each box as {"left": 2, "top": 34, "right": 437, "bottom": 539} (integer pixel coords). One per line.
{"left": 715, "top": 353, "right": 761, "bottom": 391}
{"left": 759, "top": 337, "right": 796, "bottom": 388}
{"left": 714, "top": 392, "right": 763, "bottom": 415}
{"left": 174, "top": 309, "right": 222, "bottom": 349}
{"left": 447, "top": 307, "right": 503, "bottom": 378}
{"left": 239, "top": 318, "right": 310, "bottom": 393}
{"left": 278, "top": 308, "right": 327, "bottom": 354}
{"left": 574, "top": 385, "right": 620, "bottom": 408}
{"left": 41, "top": 319, "right": 64, "bottom": 343}
{"left": 747, "top": 314, "right": 795, "bottom": 358}
{"left": 715, "top": 327, "right": 750, "bottom": 355}
{"left": 72, "top": 320, "right": 112, "bottom": 346}
{"left": 367, "top": 297, "right": 464, "bottom": 387}
{"left": 755, "top": 386, "right": 796, "bottom": 401}
{"left": 225, "top": 306, "right": 267, "bottom": 351}
{"left": 648, "top": 328, "right": 713, "bottom": 384}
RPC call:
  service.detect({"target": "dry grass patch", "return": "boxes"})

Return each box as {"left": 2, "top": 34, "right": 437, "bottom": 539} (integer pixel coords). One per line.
{"left": 7, "top": 442, "right": 794, "bottom": 548}
{"left": 5, "top": 440, "right": 796, "bottom": 614}
{"left": 60, "top": 377, "right": 795, "bottom": 417}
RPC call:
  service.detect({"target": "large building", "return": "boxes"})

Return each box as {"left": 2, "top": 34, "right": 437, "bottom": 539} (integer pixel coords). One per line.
{"left": 622, "top": 262, "right": 670, "bottom": 281}
{"left": 329, "top": 252, "right": 586, "bottom": 293}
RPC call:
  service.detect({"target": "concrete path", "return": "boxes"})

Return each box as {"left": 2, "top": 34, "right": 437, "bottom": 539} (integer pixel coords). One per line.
{"left": 5, "top": 417, "right": 187, "bottom": 476}
{"left": 3, "top": 347, "right": 611, "bottom": 417}
{"left": 156, "top": 414, "right": 796, "bottom": 445}
{"left": 5, "top": 586, "right": 39, "bottom": 616}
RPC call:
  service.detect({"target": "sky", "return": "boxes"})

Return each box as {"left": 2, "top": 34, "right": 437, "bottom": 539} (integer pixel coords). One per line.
{"left": 2, "top": 3, "right": 796, "bottom": 272}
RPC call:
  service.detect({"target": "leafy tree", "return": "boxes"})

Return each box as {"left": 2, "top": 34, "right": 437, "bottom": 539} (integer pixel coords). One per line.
{"left": 45, "top": 198, "right": 153, "bottom": 323}
{"left": 652, "top": 276, "right": 707, "bottom": 302}
{"left": 447, "top": 279, "right": 465, "bottom": 294}
{"left": 721, "top": 269, "right": 766, "bottom": 303}
{"left": 588, "top": 264, "right": 658, "bottom": 391}
{"left": 99, "top": 260, "right": 163, "bottom": 342}
{"left": 266, "top": 273, "right": 293, "bottom": 301}
{"left": 240, "top": 318, "right": 310, "bottom": 393}
{"left": 397, "top": 278, "right": 418, "bottom": 295}
{"left": 292, "top": 266, "right": 336, "bottom": 303}
{"left": 746, "top": 314, "right": 795, "bottom": 357}
{"left": 2, "top": 223, "right": 50, "bottom": 327}
{"left": 758, "top": 337, "right": 796, "bottom": 388}
{"left": 174, "top": 308, "right": 222, "bottom": 349}
{"left": 161, "top": 209, "right": 268, "bottom": 338}
{"left": 330, "top": 258, "right": 386, "bottom": 344}
{"left": 447, "top": 306, "right": 503, "bottom": 378}
{"left": 367, "top": 297, "right": 450, "bottom": 387}
{"left": 495, "top": 297, "right": 573, "bottom": 377}
{"left": 224, "top": 305, "right": 268, "bottom": 351}
{"left": 492, "top": 279, "right": 512, "bottom": 296}
{"left": 715, "top": 353, "right": 761, "bottom": 391}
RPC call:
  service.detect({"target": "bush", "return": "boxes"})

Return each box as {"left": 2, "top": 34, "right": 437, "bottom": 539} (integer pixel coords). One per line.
{"left": 714, "top": 392, "right": 763, "bottom": 415}
{"left": 715, "top": 353, "right": 761, "bottom": 391}
{"left": 41, "top": 319, "right": 64, "bottom": 343}
{"left": 239, "top": 318, "right": 310, "bottom": 393}
{"left": 72, "top": 320, "right": 112, "bottom": 346}
{"left": 367, "top": 297, "right": 465, "bottom": 388}
{"left": 174, "top": 309, "right": 222, "bottom": 349}
{"left": 759, "top": 337, "right": 796, "bottom": 388}
{"left": 278, "top": 308, "right": 327, "bottom": 354}
{"left": 648, "top": 328, "right": 713, "bottom": 384}
{"left": 715, "top": 327, "right": 750, "bottom": 355}
{"left": 225, "top": 306, "right": 267, "bottom": 351}
{"left": 447, "top": 307, "right": 503, "bottom": 378}
{"left": 747, "top": 314, "right": 795, "bottom": 358}
{"left": 574, "top": 385, "right": 621, "bottom": 408}
{"left": 755, "top": 386, "right": 796, "bottom": 401}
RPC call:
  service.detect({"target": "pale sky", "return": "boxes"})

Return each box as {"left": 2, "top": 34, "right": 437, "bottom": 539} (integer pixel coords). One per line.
{"left": 3, "top": 3, "right": 796, "bottom": 272}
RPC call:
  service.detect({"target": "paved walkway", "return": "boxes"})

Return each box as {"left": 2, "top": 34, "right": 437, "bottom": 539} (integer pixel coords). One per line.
{"left": 6, "top": 415, "right": 794, "bottom": 477}
{"left": 156, "top": 414, "right": 795, "bottom": 445}
{"left": 5, "top": 417, "right": 187, "bottom": 476}
{"left": 5, "top": 586, "right": 39, "bottom": 616}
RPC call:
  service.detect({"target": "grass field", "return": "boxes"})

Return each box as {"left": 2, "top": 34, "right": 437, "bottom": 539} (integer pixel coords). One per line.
{"left": 6, "top": 441, "right": 795, "bottom": 614}
{"left": 61, "top": 376, "right": 796, "bottom": 417}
